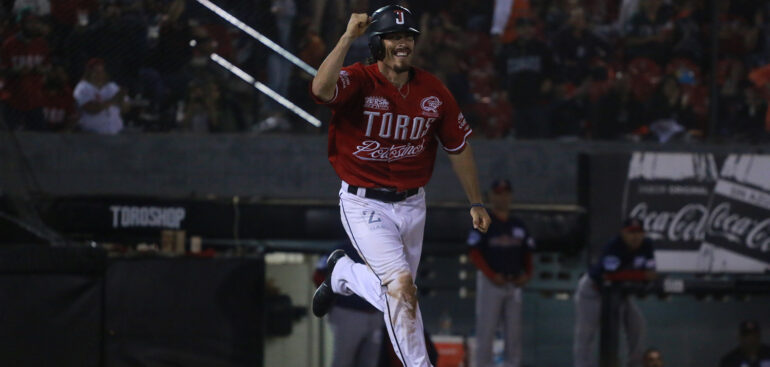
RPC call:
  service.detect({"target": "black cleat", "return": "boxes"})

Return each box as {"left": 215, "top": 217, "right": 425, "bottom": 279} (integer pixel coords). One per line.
{"left": 312, "top": 249, "right": 346, "bottom": 317}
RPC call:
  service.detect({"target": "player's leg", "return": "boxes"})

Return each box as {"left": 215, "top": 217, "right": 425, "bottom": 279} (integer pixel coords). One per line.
{"left": 389, "top": 189, "right": 436, "bottom": 367}
{"left": 333, "top": 189, "right": 410, "bottom": 310}
{"left": 338, "top": 190, "right": 431, "bottom": 367}
{"left": 475, "top": 272, "right": 506, "bottom": 367}
{"left": 396, "top": 189, "right": 426, "bottom": 277}
{"left": 621, "top": 299, "right": 646, "bottom": 367}
{"left": 329, "top": 307, "right": 369, "bottom": 367}
{"left": 573, "top": 274, "right": 601, "bottom": 367}
{"left": 356, "top": 311, "right": 384, "bottom": 367}
{"left": 502, "top": 286, "right": 523, "bottom": 367}
{"left": 330, "top": 257, "right": 387, "bottom": 312}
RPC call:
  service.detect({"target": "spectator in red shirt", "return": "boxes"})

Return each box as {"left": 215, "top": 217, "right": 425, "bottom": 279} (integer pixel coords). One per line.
{"left": 1, "top": 10, "right": 50, "bottom": 129}
{"left": 40, "top": 66, "right": 76, "bottom": 131}
{"left": 50, "top": 0, "right": 98, "bottom": 28}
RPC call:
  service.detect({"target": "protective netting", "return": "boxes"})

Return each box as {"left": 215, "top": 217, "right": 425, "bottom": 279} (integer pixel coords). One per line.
{"left": 0, "top": 0, "right": 768, "bottom": 142}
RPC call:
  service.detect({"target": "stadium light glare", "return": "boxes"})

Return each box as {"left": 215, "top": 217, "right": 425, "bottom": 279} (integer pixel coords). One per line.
{"left": 210, "top": 53, "right": 321, "bottom": 127}
{"left": 195, "top": 0, "right": 317, "bottom": 76}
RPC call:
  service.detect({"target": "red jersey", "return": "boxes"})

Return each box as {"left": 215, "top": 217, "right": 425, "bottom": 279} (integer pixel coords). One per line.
{"left": 1, "top": 34, "right": 50, "bottom": 111}
{"left": 313, "top": 62, "right": 472, "bottom": 191}
{"left": 41, "top": 88, "right": 76, "bottom": 130}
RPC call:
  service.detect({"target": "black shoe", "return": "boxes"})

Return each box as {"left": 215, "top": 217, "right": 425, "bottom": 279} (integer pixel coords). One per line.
{"left": 312, "top": 249, "right": 346, "bottom": 317}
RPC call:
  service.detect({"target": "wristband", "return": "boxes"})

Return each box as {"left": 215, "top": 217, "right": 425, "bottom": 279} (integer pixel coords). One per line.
{"left": 470, "top": 203, "right": 485, "bottom": 208}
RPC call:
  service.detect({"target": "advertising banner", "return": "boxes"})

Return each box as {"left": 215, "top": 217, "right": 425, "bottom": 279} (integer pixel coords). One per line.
{"left": 618, "top": 152, "right": 770, "bottom": 273}
{"left": 699, "top": 155, "right": 770, "bottom": 272}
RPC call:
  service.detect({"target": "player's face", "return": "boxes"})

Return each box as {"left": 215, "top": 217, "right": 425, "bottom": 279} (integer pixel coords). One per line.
{"left": 489, "top": 189, "right": 512, "bottom": 211}
{"left": 381, "top": 32, "right": 416, "bottom": 73}
{"left": 643, "top": 350, "right": 663, "bottom": 367}
{"left": 621, "top": 229, "right": 644, "bottom": 250}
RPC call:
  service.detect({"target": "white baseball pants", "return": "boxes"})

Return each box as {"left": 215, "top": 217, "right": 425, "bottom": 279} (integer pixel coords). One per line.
{"left": 331, "top": 182, "right": 432, "bottom": 367}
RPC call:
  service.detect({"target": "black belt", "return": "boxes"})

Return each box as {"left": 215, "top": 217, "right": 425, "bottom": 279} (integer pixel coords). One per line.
{"left": 347, "top": 185, "right": 419, "bottom": 203}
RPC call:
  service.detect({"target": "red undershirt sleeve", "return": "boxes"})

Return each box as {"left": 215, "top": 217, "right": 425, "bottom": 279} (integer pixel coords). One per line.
{"left": 469, "top": 248, "right": 498, "bottom": 280}
{"left": 524, "top": 252, "right": 533, "bottom": 278}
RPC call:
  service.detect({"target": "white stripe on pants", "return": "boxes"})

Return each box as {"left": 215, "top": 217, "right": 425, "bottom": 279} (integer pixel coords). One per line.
{"left": 475, "top": 271, "right": 523, "bottom": 367}
{"left": 331, "top": 184, "right": 432, "bottom": 367}
{"left": 573, "top": 274, "right": 646, "bottom": 367}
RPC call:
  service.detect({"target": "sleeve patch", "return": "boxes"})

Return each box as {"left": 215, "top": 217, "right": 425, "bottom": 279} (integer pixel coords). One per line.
{"left": 458, "top": 113, "right": 470, "bottom": 131}
{"left": 339, "top": 70, "right": 351, "bottom": 89}
{"left": 603, "top": 255, "right": 621, "bottom": 271}
{"left": 645, "top": 258, "right": 656, "bottom": 269}
{"left": 467, "top": 230, "right": 482, "bottom": 246}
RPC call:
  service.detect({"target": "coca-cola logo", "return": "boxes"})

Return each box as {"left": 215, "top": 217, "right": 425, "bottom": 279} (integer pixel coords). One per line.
{"left": 707, "top": 202, "right": 770, "bottom": 252}
{"left": 353, "top": 139, "right": 426, "bottom": 162}
{"left": 628, "top": 202, "right": 707, "bottom": 242}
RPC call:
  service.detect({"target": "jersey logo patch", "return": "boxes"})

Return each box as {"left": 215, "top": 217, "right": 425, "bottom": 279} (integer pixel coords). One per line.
{"left": 394, "top": 10, "right": 405, "bottom": 25}
{"left": 420, "top": 96, "right": 442, "bottom": 117}
{"left": 467, "top": 230, "right": 482, "bottom": 245}
{"left": 513, "top": 227, "right": 526, "bottom": 239}
{"left": 364, "top": 96, "right": 390, "bottom": 111}
{"left": 603, "top": 256, "right": 621, "bottom": 271}
{"left": 339, "top": 70, "right": 351, "bottom": 89}
{"left": 458, "top": 113, "right": 470, "bottom": 131}
{"left": 353, "top": 139, "right": 426, "bottom": 162}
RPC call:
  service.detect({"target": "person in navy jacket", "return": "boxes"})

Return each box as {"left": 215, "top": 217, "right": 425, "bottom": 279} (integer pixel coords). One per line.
{"left": 573, "top": 218, "right": 656, "bottom": 367}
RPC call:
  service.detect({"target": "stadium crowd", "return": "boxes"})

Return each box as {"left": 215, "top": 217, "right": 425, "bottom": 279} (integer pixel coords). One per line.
{"left": 0, "top": 0, "right": 769, "bottom": 143}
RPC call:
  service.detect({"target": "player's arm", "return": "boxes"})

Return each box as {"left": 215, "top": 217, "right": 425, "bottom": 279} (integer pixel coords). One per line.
{"left": 311, "top": 13, "right": 371, "bottom": 102}
{"left": 448, "top": 143, "right": 491, "bottom": 233}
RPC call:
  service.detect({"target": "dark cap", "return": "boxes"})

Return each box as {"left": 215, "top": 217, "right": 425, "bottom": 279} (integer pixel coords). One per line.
{"left": 622, "top": 218, "right": 644, "bottom": 232}
{"left": 740, "top": 320, "right": 760, "bottom": 335}
{"left": 490, "top": 179, "right": 512, "bottom": 194}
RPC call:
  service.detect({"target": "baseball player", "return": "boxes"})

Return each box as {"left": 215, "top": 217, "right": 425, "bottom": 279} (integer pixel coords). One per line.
{"left": 309, "top": 5, "right": 491, "bottom": 367}
{"left": 467, "top": 179, "right": 535, "bottom": 367}
{"left": 313, "top": 241, "right": 383, "bottom": 367}
{"left": 719, "top": 321, "right": 770, "bottom": 367}
{"left": 573, "top": 218, "right": 656, "bottom": 367}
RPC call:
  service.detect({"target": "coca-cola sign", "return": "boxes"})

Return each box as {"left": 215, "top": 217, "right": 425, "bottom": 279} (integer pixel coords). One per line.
{"left": 623, "top": 152, "right": 716, "bottom": 252}
{"left": 586, "top": 152, "right": 770, "bottom": 272}
{"left": 628, "top": 202, "right": 708, "bottom": 243}
{"left": 707, "top": 202, "right": 770, "bottom": 252}
{"left": 701, "top": 155, "right": 770, "bottom": 267}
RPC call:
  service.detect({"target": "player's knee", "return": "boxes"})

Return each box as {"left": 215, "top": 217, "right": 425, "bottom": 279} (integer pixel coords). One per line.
{"left": 386, "top": 272, "right": 418, "bottom": 316}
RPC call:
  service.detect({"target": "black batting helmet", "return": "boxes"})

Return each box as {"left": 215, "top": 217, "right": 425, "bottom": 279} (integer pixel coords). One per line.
{"left": 368, "top": 5, "right": 420, "bottom": 61}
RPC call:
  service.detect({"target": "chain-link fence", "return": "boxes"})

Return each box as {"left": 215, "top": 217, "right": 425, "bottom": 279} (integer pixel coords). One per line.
{"left": 1, "top": 0, "right": 769, "bottom": 142}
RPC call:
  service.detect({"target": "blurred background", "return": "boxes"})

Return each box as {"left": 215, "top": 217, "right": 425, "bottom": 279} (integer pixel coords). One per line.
{"left": 0, "top": 0, "right": 769, "bottom": 366}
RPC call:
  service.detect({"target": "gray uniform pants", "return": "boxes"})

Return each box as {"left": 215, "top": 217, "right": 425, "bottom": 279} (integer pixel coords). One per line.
{"left": 328, "top": 306, "right": 383, "bottom": 367}
{"left": 573, "top": 274, "right": 646, "bottom": 367}
{"left": 475, "top": 271, "right": 523, "bottom": 367}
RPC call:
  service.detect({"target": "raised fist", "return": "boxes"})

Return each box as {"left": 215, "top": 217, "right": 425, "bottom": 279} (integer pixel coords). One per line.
{"left": 345, "top": 13, "right": 371, "bottom": 38}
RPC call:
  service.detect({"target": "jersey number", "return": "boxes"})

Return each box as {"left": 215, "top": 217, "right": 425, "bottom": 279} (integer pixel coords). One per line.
{"left": 364, "top": 210, "right": 382, "bottom": 224}
{"left": 394, "top": 10, "right": 405, "bottom": 25}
